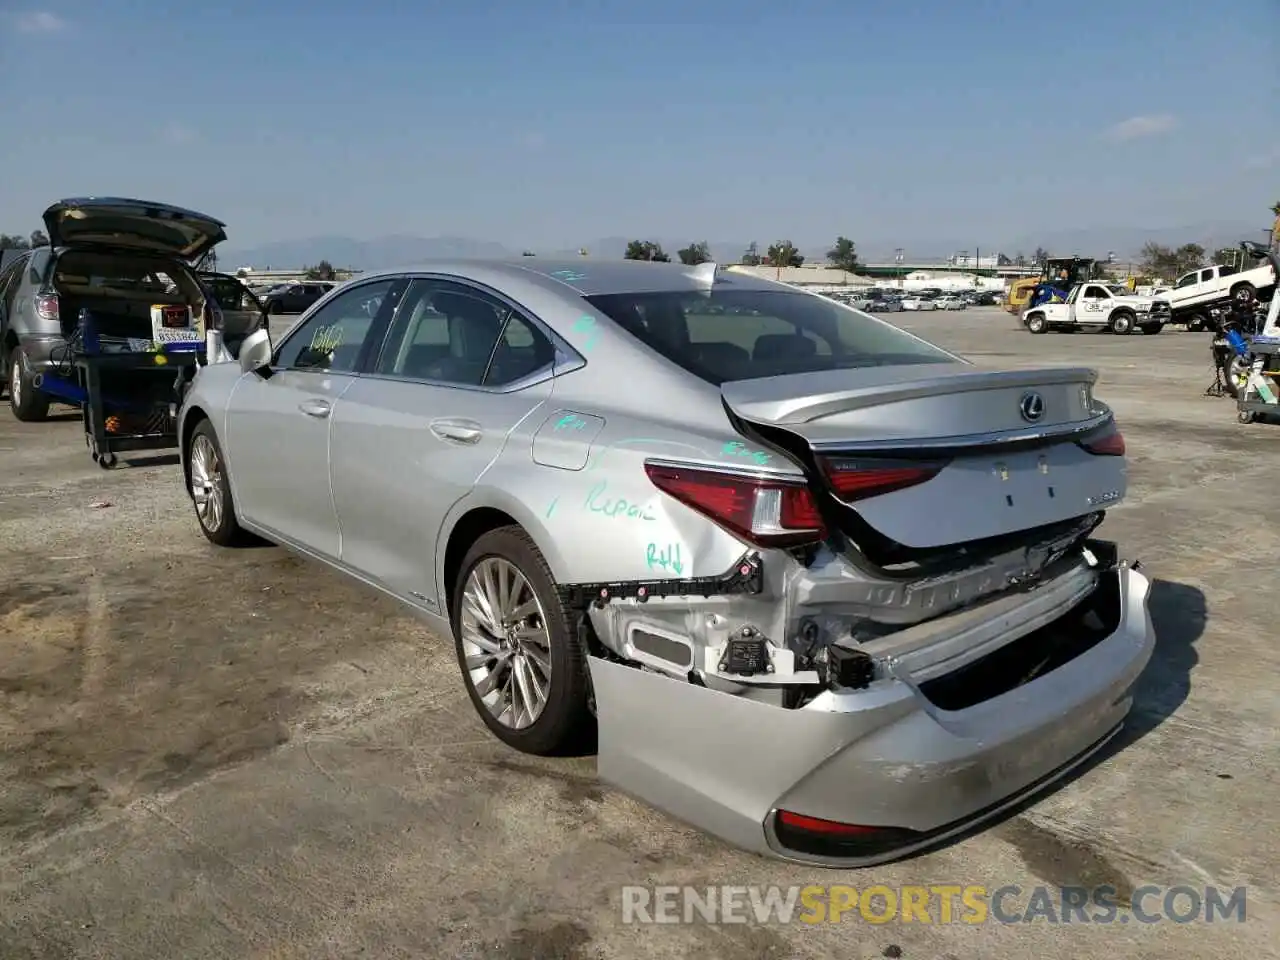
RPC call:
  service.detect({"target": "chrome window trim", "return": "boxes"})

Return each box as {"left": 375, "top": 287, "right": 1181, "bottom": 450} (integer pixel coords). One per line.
{"left": 353, "top": 271, "right": 585, "bottom": 395}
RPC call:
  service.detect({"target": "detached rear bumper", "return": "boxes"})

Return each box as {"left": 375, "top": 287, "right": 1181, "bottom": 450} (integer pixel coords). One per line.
{"left": 591, "top": 562, "right": 1154, "bottom": 866}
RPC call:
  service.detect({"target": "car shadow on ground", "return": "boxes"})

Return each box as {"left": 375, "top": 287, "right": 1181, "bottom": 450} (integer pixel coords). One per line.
{"left": 120, "top": 453, "right": 180, "bottom": 469}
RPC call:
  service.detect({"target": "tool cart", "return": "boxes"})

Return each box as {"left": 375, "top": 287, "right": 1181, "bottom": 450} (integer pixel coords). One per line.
{"left": 1236, "top": 337, "right": 1280, "bottom": 424}
{"left": 73, "top": 347, "right": 203, "bottom": 467}
{"left": 32, "top": 307, "right": 212, "bottom": 468}
{"left": 1230, "top": 241, "right": 1280, "bottom": 426}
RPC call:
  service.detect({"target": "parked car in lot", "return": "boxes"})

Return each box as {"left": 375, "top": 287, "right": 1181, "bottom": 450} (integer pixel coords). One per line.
{"left": 900, "top": 295, "right": 936, "bottom": 311}
{"left": 0, "top": 196, "right": 226, "bottom": 421}
{"left": 179, "top": 258, "right": 1152, "bottom": 865}
{"left": 935, "top": 295, "right": 966, "bottom": 311}
{"left": 868, "top": 295, "right": 903, "bottom": 313}
{"left": 261, "top": 281, "right": 332, "bottom": 315}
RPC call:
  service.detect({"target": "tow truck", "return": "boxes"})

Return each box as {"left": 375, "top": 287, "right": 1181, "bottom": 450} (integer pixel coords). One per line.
{"left": 1021, "top": 280, "right": 1171, "bottom": 335}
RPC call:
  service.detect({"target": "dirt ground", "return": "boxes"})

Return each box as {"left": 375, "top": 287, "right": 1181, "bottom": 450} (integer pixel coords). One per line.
{"left": 0, "top": 309, "right": 1277, "bottom": 959}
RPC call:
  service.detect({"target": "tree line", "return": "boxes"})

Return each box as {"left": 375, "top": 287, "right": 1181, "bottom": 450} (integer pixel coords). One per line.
{"left": 0, "top": 230, "right": 49, "bottom": 250}
{"left": 615, "top": 236, "right": 860, "bottom": 271}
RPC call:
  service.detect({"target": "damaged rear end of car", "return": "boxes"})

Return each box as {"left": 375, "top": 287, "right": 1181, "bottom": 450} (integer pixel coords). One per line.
{"left": 576, "top": 284, "right": 1154, "bottom": 865}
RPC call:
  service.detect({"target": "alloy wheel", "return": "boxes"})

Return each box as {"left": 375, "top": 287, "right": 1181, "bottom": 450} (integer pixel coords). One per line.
{"left": 10, "top": 356, "right": 21, "bottom": 408}
{"left": 460, "top": 557, "right": 552, "bottom": 729}
{"left": 189, "top": 433, "right": 224, "bottom": 532}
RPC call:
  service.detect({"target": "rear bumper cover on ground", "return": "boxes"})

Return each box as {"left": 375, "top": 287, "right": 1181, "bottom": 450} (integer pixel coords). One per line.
{"left": 591, "top": 562, "right": 1154, "bottom": 866}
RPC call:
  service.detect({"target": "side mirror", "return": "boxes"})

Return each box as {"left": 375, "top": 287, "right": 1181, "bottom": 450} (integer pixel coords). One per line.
{"left": 239, "top": 328, "right": 273, "bottom": 375}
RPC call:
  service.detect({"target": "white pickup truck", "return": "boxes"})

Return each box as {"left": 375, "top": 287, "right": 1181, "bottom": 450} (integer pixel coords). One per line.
{"left": 1166, "top": 257, "right": 1276, "bottom": 326}
{"left": 1022, "top": 282, "right": 1172, "bottom": 335}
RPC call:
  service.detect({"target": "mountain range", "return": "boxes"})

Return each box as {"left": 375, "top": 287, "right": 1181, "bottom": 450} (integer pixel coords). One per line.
{"left": 219, "top": 219, "right": 1268, "bottom": 271}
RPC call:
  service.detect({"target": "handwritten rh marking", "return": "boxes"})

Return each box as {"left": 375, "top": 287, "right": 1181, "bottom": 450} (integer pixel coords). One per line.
{"left": 646, "top": 542, "right": 685, "bottom": 576}
{"left": 546, "top": 497, "right": 559, "bottom": 519}
{"left": 555, "top": 414, "right": 587, "bottom": 431}
{"left": 585, "top": 481, "right": 655, "bottom": 522}
{"left": 551, "top": 269, "right": 586, "bottom": 282}
{"left": 722, "top": 440, "right": 771, "bottom": 466}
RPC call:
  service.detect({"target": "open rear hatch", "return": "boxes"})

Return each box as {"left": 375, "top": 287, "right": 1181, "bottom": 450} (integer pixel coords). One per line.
{"left": 43, "top": 197, "right": 226, "bottom": 261}
{"left": 721, "top": 364, "right": 1127, "bottom": 565}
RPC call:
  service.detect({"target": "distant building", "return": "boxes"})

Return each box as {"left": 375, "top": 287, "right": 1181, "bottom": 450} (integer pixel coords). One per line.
{"left": 727, "top": 264, "right": 872, "bottom": 287}
{"left": 946, "top": 252, "right": 1007, "bottom": 269}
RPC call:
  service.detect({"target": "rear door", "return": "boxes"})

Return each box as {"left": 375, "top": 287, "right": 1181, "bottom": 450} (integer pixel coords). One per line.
{"left": 0, "top": 254, "right": 27, "bottom": 350}
{"left": 224, "top": 276, "right": 407, "bottom": 556}
{"left": 329, "top": 278, "right": 556, "bottom": 608}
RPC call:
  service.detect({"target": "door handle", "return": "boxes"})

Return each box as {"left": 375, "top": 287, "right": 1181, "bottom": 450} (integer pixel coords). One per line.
{"left": 298, "top": 399, "right": 332, "bottom": 418}
{"left": 430, "top": 419, "right": 483, "bottom": 444}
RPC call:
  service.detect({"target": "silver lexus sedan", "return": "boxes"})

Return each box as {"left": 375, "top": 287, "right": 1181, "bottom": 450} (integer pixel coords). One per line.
{"left": 178, "top": 258, "right": 1154, "bottom": 865}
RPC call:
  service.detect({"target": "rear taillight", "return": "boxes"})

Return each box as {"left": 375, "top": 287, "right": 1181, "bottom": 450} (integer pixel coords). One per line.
{"left": 1078, "top": 424, "right": 1125, "bottom": 456}
{"left": 34, "top": 294, "right": 59, "bottom": 323}
{"left": 644, "top": 463, "right": 827, "bottom": 548}
{"left": 819, "top": 457, "right": 947, "bottom": 501}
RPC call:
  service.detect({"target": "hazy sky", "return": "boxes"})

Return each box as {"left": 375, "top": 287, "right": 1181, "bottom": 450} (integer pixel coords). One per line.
{"left": 2, "top": 0, "right": 1276, "bottom": 251}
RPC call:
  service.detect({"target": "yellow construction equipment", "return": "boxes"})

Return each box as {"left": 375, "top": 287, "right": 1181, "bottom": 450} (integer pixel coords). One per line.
{"left": 1005, "top": 257, "right": 1097, "bottom": 314}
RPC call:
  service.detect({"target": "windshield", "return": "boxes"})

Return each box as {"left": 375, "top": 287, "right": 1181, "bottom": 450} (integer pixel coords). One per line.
{"left": 583, "top": 288, "right": 957, "bottom": 386}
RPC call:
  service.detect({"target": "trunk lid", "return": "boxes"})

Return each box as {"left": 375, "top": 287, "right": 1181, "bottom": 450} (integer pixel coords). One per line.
{"left": 43, "top": 197, "right": 227, "bottom": 261}
{"left": 722, "top": 364, "right": 1126, "bottom": 552}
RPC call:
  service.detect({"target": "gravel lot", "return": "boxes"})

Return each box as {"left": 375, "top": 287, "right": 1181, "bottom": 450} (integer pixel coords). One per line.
{"left": 1, "top": 308, "right": 1277, "bottom": 959}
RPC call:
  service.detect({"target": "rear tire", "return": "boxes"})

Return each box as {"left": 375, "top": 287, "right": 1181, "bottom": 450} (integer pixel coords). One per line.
{"left": 451, "top": 526, "right": 593, "bottom": 756}
{"left": 1187, "top": 312, "right": 1209, "bottom": 332}
{"left": 1140, "top": 322, "right": 1163, "bottom": 335}
{"left": 268, "top": 301, "right": 283, "bottom": 316}
{"left": 1110, "top": 311, "right": 1135, "bottom": 335}
{"left": 1026, "top": 313, "right": 1048, "bottom": 334}
{"left": 1232, "top": 283, "right": 1255, "bottom": 305}
{"left": 8, "top": 347, "right": 50, "bottom": 422}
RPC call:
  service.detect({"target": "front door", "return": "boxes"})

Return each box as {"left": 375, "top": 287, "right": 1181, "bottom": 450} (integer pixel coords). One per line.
{"left": 224, "top": 277, "right": 406, "bottom": 556}
{"left": 330, "top": 278, "right": 556, "bottom": 608}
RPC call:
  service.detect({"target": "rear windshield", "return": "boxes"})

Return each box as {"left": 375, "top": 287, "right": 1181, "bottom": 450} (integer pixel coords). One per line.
{"left": 584, "top": 289, "right": 956, "bottom": 385}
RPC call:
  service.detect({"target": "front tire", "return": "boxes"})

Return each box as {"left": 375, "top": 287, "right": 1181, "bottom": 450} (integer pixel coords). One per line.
{"left": 451, "top": 526, "right": 592, "bottom": 755}
{"left": 1140, "top": 322, "right": 1163, "bottom": 335}
{"left": 1110, "top": 311, "right": 1135, "bottom": 335}
{"left": 1026, "top": 313, "right": 1048, "bottom": 334}
{"left": 188, "top": 420, "right": 252, "bottom": 546}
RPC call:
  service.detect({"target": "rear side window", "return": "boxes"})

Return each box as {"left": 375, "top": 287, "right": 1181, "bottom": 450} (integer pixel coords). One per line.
{"left": 584, "top": 288, "right": 955, "bottom": 386}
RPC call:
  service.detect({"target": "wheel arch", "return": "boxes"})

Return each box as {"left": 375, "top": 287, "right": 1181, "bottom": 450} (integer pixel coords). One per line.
{"left": 178, "top": 404, "right": 212, "bottom": 495}
{"left": 438, "top": 493, "right": 570, "bottom": 623}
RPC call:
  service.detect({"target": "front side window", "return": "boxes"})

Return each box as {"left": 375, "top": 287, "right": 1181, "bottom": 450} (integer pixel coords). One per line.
{"left": 274, "top": 278, "right": 402, "bottom": 373}
{"left": 584, "top": 287, "right": 956, "bottom": 386}
{"left": 374, "top": 279, "right": 554, "bottom": 387}
{"left": 1176, "top": 273, "right": 1197, "bottom": 288}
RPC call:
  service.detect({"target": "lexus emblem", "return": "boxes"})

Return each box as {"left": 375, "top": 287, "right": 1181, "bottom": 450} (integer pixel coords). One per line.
{"left": 1019, "top": 391, "right": 1046, "bottom": 422}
